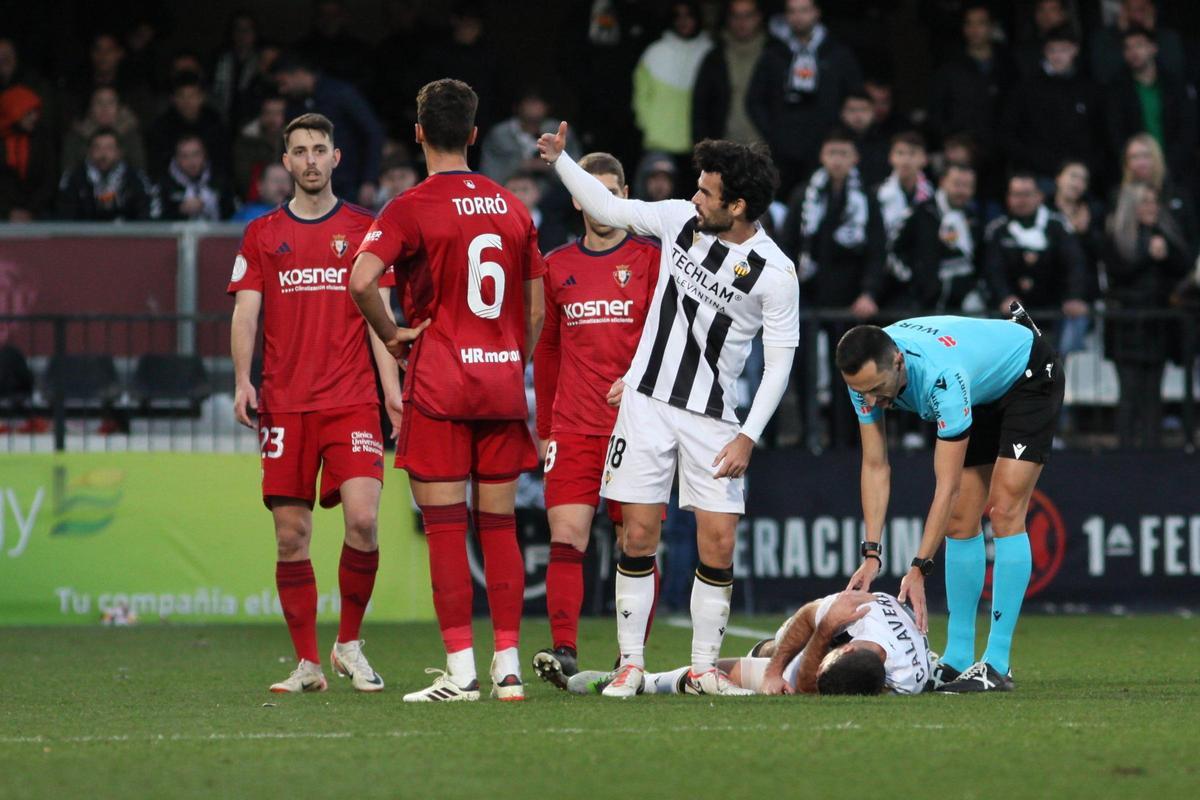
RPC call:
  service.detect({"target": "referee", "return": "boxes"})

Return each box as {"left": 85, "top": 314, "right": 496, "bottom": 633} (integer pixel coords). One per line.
{"left": 835, "top": 309, "right": 1064, "bottom": 693}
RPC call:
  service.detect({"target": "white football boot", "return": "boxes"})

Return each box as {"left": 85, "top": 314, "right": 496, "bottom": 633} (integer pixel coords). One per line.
{"left": 490, "top": 649, "right": 525, "bottom": 701}
{"left": 601, "top": 662, "right": 645, "bottom": 698}
{"left": 402, "top": 668, "right": 481, "bottom": 702}
{"left": 683, "top": 667, "right": 755, "bottom": 696}
{"left": 330, "top": 640, "right": 384, "bottom": 692}
{"left": 269, "top": 659, "right": 328, "bottom": 693}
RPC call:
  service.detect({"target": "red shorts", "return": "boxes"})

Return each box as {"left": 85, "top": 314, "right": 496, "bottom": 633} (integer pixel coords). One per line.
{"left": 258, "top": 404, "right": 385, "bottom": 509}
{"left": 396, "top": 402, "right": 539, "bottom": 483}
{"left": 544, "top": 431, "right": 648, "bottom": 524}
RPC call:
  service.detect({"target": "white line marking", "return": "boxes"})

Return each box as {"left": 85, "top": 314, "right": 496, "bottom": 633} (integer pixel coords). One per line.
{"left": 664, "top": 616, "right": 775, "bottom": 640}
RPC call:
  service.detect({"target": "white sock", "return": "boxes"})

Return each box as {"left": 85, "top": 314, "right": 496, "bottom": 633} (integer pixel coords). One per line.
{"left": 615, "top": 555, "right": 657, "bottom": 668}
{"left": 644, "top": 666, "right": 690, "bottom": 694}
{"left": 492, "top": 646, "right": 520, "bottom": 680}
{"left": 691, "top": 564, "right": 733, "bottom": 673}
{"left": 447, "top": 647, "right": 477, "bottom": 687}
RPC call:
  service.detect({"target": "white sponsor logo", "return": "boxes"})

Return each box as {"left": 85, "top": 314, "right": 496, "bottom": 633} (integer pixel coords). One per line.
{"left": 460, "top": 347, "right": 520, "bottom": 364}
{"left": 277, "top": 267, "right": 347, "bottom": 292}
{"left": 364, "top": 230, "right": 382, "bottom": 242}
{"left": 562, "top": 299, "right": 634, "bottom": 322}
{"left": 1045, "top": 363, "right": 1053, "bottom": 378}
{"left": 1012, "top": 443, "right": 1027, "bottom": 460}
{"left": 350, "top": 430, "right": 383, "bottom": 457}
{"left": 231, "top": 254, "right": 248, "bottom": 283}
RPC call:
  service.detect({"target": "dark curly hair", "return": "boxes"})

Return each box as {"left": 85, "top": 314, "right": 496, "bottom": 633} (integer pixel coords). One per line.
{"left": 816, "top": 647, "right": 887, "bottom": 696}
{"left": 692, "top": 139, "right": 779, "bottom": 222}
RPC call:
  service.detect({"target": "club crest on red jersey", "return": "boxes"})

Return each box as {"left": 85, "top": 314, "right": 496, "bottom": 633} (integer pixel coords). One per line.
{"left": 613, "top": 265, "right": 631, "bottom": 287}
{"left": 330, "top": 234, "right": 349, "bottom": 258}
{"left": 464, "top": 179, "right": 476, "bottom": 189}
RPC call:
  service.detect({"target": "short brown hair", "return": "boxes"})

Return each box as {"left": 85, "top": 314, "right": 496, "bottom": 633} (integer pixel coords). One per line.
{"left": 417, "top": 79, "right": 478, "bottom": 152}
{"left": 578, "top": 152, "right": 625, "bottom": 188}
{"left": 890, "top": 130, "right": 926, "bottom": 151}
{"left": 283, "top": 112, "right": 334, "bottom": 149}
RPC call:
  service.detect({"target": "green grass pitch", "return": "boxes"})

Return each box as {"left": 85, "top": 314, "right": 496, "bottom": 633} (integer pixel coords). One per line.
{"left": 1, "top": 615, "right": 1197, "bottom": 799}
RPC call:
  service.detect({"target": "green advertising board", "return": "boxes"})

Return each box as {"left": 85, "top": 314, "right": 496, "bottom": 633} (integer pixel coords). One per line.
{"left": 0, "top": 454, "right": 433, "bottom": 624}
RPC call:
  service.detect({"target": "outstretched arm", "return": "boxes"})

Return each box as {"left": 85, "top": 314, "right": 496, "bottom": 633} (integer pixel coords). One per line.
{"left": 538, "top": 122, "right": 690, "bottom": 237}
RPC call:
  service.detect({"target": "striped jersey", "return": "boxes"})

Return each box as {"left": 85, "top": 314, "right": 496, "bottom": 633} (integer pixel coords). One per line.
{"left": 627, "top": 205, "right": 799, "bottom": 422}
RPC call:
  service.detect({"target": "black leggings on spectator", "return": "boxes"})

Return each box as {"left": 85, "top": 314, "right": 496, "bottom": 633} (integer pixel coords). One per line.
{"left": 1115, "top": 361, "right": 1165, "bottom": 448}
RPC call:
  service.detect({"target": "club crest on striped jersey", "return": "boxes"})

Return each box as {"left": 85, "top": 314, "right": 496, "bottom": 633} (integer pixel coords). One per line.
{"left": 613, "top": 265, "right": 632, "bottom": 287}
{"left": 330, "top": 234, "right": 349, "bottom": 258}
{"left": 733, "top": 260, "right": 751, "bottom": 278}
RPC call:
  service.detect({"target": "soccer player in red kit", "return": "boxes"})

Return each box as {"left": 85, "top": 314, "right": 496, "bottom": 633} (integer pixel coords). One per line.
{"left": 529, "top": 152, "right": 661, "bottom": 689}
{"left": 350, "top": 79, "right": 546, "bottom": 702}
{"left": 230, "top": 113, "right": 422, "bottom": 694}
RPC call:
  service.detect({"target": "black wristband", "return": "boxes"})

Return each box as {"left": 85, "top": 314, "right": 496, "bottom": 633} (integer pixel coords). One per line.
{"left": 864, "top": 554, "right": 882, "bottom": 567}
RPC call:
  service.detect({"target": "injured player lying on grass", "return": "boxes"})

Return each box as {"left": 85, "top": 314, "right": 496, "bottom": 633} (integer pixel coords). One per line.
{"left": 568, "top": 591, "right": 932, "bottom": 696}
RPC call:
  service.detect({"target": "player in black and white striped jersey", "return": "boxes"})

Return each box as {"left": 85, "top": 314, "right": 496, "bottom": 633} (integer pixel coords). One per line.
{"left": 538, "top": 123, "right": 799, "bottom": 699}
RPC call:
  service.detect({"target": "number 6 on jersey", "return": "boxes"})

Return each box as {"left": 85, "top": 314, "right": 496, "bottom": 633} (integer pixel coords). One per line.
{"left": 467, "top": 233, "right": 504, "bottom": 319}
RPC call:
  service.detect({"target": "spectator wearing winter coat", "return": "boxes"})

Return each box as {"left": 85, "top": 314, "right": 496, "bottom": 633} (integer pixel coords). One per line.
{"left": 633, "top": 1, "right": 712, "bottom": 159}
{"left": 56, "top": 127, "right": 158, "bottom": 221}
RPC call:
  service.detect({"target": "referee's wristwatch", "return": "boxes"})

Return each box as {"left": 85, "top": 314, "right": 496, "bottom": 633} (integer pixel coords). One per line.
{"left": 859, "top": 540, "right": 882, "bottom": 559}
{"left": 910, "top": 556, "right": 935, "bottom": 576}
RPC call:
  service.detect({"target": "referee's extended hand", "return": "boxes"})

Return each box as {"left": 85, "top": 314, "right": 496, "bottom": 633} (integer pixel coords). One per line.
{"left": 233, "top": 380, "right": 257, "bottom": 429}
{"left": 537, "top": 122, "right": 568, "bottom": 164}
{"left": 712, "top": 433, "right": 754, "bottom": 479}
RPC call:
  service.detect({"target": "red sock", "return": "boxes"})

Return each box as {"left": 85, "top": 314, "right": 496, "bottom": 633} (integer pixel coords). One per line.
{"left": 276, "top": 560, "right": 319, "bottom": 663}
{"left": 475, "top": 511, "right": 524, "bottom": 651}
{"left": 337, "top": 543, "right": 378, "bottom": 643}
{"left": 645, "top": 563, "right": 661, "bottom": 644}
{"left": 421, "top": 503, "right": 473, "bottom": 653}
{"left": 547, "top": 542, "right": 585, "bottom": 652}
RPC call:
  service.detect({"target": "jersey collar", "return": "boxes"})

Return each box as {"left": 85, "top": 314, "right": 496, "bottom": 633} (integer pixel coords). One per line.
{"left": 577, "top": 234, "right": 631, "bottom": 257}
{"left": 284, "top": 198, "right": 344, "bottom": 225}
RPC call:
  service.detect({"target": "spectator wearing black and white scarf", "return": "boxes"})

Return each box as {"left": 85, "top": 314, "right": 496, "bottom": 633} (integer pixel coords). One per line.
{"left": 898, "top": 162, "right": 984, "bottom": 312}
{"left": 781, "top": 129, "right": 885, "bottom": 446}
{"left": 157, "top": 135, "right": 234, "bottom": 221}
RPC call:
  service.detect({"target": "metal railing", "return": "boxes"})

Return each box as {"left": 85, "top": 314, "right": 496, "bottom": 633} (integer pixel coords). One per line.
{"left": 0, "top": 309, "right": 1195, "bottom": 453}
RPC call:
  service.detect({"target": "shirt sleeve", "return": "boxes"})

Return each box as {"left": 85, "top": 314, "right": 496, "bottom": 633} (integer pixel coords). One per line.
{"left": 524, "top": 220, "right": 547, "bottom": 279}
{"left": 532, "top": 273, "right": 560, "bottom": 440}
{"left": 553, "top": 151, "right": 693, "bottom": 239}
{"left": 847, "top": 386, "right": 883, "bottom": 425}
{"left": 355, "top": 197, "right": 420, "bottom": 269}
{"left": 759, "top": 268, "right": 800, "bottom": 348}
{"left": 932, "top": 367, "right": 973, "bottom": 439}
{"left": 226, "top": 223, "right": 264, "bottom": 294}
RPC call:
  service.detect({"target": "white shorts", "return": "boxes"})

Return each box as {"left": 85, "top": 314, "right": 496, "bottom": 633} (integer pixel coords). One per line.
{"left": 599, "top": 388, "right": 745, "bottom": 514}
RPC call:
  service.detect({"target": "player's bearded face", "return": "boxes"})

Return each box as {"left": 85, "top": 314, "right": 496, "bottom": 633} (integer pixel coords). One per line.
{"left": 283, "top": 130, "right": 339, "bottom": 196}
{"left": 693, "top": 172, "right": 735, "bottom": 233}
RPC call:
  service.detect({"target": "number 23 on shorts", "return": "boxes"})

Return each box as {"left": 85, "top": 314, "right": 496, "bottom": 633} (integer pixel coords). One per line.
{"left": 260, "top": 426, "right": 285, "bottom": 459}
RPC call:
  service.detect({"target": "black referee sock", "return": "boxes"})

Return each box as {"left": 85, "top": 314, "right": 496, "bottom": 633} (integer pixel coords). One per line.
{"left": 691, "top": 561, "right": 733, "bottom": 672}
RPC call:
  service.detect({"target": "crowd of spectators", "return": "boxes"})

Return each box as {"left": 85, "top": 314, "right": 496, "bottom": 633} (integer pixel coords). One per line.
{"left": 1, "top": 0, "right": 1199, "bottom": 445}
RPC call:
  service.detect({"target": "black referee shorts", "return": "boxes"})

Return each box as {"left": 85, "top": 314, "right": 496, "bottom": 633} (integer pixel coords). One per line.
{"left": 963, "top": 334, "right": 1065, "bottom": 468}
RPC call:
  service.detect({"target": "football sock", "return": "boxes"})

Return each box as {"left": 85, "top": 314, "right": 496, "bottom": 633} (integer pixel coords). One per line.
{"left": 691, "top": 562, "right": 734, "bottom": 673}
{"left": 276, "top": 559, "right": 319, "bottom": 664}
{"left": 615, "top": 553, "right": 657, "bottom": 668}
{"left": 447, "top": 647, "right": 477, "bottom": 687}
{"left": 982, "top": 533, "right": 1032, "bottom": 675}
{"left": 644, "top": 562, "right": 661, "bottom": 644}
{"left": 336, "top": 543, "right": 378, "bottom": 643}
{"left": 547, "top": 542, "right": 585, "bottom": 652}
{"left": 421, "top": 503, "right": 474, "bottom": 656}
{"left": 943, "top": 532, "right": 986, "bottom": 671}
{"left": 645, "top": 666, "right": 690, "bottom": 695}
{"left": 492, "top": 646, "right": 521, "bottom": 680}
{"left": 475, "top": 511, "right": 524, "bottom": 652}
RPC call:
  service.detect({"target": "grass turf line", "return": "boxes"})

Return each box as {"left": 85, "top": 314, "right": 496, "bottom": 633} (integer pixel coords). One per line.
{"left": 0, "top": 615, "right": 1196, "bottom": 800}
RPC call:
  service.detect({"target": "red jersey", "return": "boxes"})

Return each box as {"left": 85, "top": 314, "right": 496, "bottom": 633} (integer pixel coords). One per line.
{"left": 355, "top": 171, "right": 546, "bottom": 421}
{"left": 227, "top": 200, "right": 392, "bottom": 413}
{"left": 533, "top": 235, "right": 660, "bottom": 439}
